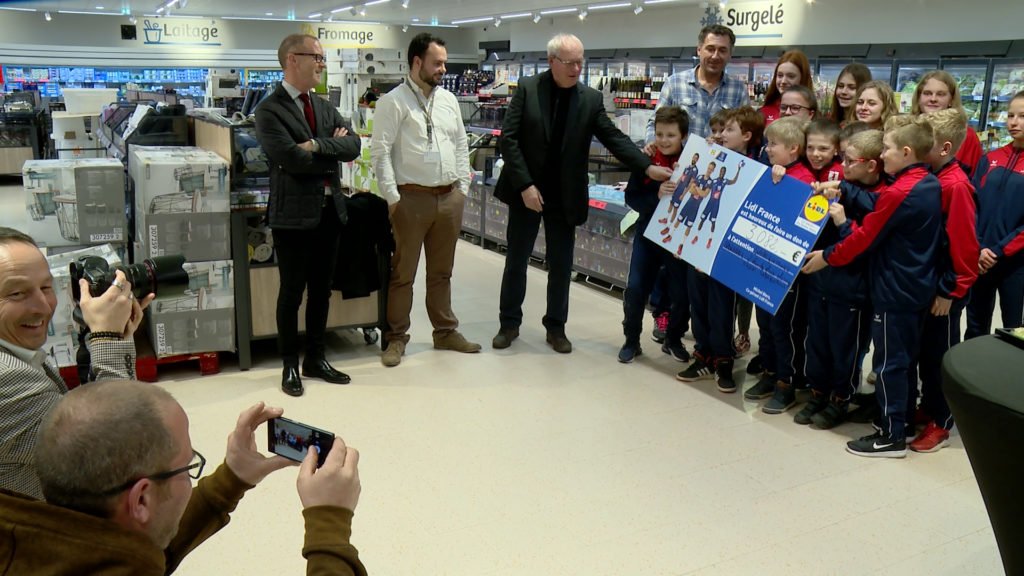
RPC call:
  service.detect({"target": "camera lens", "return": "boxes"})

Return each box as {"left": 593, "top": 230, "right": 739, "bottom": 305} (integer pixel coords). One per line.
{"left": 128, "top": 255, "right": 188, "bottom": 298}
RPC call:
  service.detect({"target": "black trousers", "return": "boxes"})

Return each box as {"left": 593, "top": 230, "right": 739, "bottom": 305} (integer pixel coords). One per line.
{"left": 273, "top": 200, "right": 342, "bottom": 365}
{"left": 499, "top": 202, "right": 576, "bottom": 332}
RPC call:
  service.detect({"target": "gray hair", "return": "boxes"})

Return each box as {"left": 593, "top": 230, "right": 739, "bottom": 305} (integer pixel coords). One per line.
{"left": 36, "top": 380, "right": 179, "bottom": 517}
{"left": 0, "top": 227, "right": 37, "bottom": 248}
{"left": 546, "top": 33, "right": 582, "bottom": 58}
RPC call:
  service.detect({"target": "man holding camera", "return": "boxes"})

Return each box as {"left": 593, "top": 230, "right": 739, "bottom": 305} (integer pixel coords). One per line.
{"left": 0, "top": 227, "right": 152, "bottom": 500}
{"left": 0, "top": 380, "right": 367, "bottom": 575}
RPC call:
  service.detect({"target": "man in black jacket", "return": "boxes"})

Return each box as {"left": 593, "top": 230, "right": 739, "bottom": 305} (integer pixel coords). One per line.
{"left": 255, "top": 34, "right": 361, "bottom": 396}
{"left": 493, "top": 33, "right": 672, "bottom": 353}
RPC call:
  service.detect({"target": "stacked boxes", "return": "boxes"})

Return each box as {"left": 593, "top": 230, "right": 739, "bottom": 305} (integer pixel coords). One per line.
{"left": 129, "top": 146, "right": 230, "bottom": 262}
{"left": 129, "top": 146, "right": 235, "bottom": 358}
{"left": 22, "top": 158, "right": 127, "bottom": 248}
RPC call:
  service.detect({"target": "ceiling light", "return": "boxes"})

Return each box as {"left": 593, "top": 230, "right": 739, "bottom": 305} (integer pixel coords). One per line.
{"left": 644, "top": 0, "right": 679, "bottom": 3}
{"left": 364, "top": 0, "right": 390, "bottom": 5}
{"left": 450, "top": 16, "right": 492, "bottom": 24}
{"left": 0, "top": 6, "right": 37, "bottom": 11}
{"left": 634, "top": 4, "right": 644, "bottom": 14}
{"left": 502, "top": 12, "right": 532, "bottom": 19}
{"left": 402, "top": 24, "right": 408, "bottom": 31}
{"left": 330, "top": 5, "right": 354, "bottom": 13}
{"left": 265, "top": 12, "right": 273, "bottom": 16}
{"left": 96, "top": 5, "right": 105, "bottom": 9}
{"left": 540, "top": 7, "right": 577, "bottom": 14}
{"left": 308, "top": 12, "right": 322, "bottom": 18}
{"left": 129, "top": 14, "right": 137, "bottom": 23}
{"left": 44, "top": 11, "right": 52, "bottom": 20}
{"left": 156, "top": 6, "right": 164, "bottom": 12}
{"left": 589, "top": 2, "right": 631, "bottom": 9}
{"left": 358, "top": 6, "right": 367, "bottom": 15}
{"left": 532, "top": 13, "right": 541, "bottom": 23}
{"left": 411, "top": 17, "right": 419, "bottom": 21}
{"left": 57, "top": 9, "right": 120, "bottom": 14}
{"left": 164, "top": 0, "right": 178, "bottom": 7}
{"left": 401, "top": 0, "right": 409, "bottom": 7}
{"left": 493, "top": 17, "right": 501, "bottom": 27}
{"left": 578, "top": 9, "right": 588, "bottom": 19}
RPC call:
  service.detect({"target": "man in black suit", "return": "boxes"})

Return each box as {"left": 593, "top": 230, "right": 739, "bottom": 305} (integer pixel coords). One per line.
{"left": 255, "top": 34, "right": 361, "bottom": 396}
{"left": 493, "top": 33, "right": 673, "bottom": 353}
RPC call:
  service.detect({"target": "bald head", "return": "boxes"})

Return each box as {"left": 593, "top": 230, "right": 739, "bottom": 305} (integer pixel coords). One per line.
{"left": 36, "top": 380, "right": 179, "bottom": 516}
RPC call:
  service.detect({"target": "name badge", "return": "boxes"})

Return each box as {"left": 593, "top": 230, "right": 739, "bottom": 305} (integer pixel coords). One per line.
{"left": 423, "top": 150, "right": 441, "bottom": 164}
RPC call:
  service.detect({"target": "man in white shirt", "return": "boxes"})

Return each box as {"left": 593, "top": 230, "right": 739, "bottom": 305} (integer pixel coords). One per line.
{"left": 371, "top": 33, "right": 479, "bottom": 367}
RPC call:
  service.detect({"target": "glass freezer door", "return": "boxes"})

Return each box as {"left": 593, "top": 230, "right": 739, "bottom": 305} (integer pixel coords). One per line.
{"left": 985, "top": 61, "right": 1024, "bottom": 151}
{"left": 895, "top": 60, "right": 941, "bottom": 113}
{"left": 941, "top": 61, "right": 990, "bottom": 130}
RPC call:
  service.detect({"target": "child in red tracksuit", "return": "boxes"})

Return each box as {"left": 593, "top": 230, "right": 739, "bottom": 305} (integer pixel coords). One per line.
{"left": 744, "top": 117, "right": 814, "bottom": 414}
{"left": 907, "top": 108, "right": 979, "bottom": 453}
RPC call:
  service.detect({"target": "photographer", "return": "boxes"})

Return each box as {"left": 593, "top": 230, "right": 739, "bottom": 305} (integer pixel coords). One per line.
{"left": 0, "top": 380, "right": 367, "bottom": 575}
{"left": 0, "top": 227, "right": 153, "bottom": 499}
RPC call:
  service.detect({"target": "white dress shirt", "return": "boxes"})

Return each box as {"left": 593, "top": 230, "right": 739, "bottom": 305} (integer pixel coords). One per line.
{"left": 371, "top": 77, "right": 471, "bottom": 205}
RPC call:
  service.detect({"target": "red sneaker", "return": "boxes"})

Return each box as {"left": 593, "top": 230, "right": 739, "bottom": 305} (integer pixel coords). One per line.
{"left": 676, "top": 244, "right": 684, "bottom": 257}
{"left": 662, "top": 235, "right": 673, "bottom": 244}
{"left": 910, "top": 421, "right": 950, "bottom": 453}
{"left": 660, "top": 227, "right": 670, "bottom": 235}
{"left": 706, "top": 238, "right": 712, "bottom": 249}
{"left": 691, "top": 235, "right": 699, "bottom": 245}
{"left": 658, "top": 217, "right": 668, "bottom": 224}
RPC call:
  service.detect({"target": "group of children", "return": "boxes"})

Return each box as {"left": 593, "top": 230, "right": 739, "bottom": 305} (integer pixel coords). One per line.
{"left": 620, "top": 87, "right": 1024, "bottom": 459}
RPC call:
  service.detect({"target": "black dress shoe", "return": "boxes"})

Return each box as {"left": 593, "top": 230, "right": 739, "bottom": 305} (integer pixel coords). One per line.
{"left": 282, "top": 366, "right": 304, "bottom": 397}
{"left": 545, "top": 331, "right": 573, "bottom": 354}
{"left": 302, "top": 358, "right": 352, "bottom": 384}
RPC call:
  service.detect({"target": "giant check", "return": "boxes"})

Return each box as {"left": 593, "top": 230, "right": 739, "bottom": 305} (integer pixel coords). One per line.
{"left": 643, "top": 139, "right": 830, "bottom": 314}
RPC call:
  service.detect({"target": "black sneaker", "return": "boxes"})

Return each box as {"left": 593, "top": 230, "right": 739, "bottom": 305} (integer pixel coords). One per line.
{"left": 810, "top": 400, "right": 848, "bottom": 430}
{"left": 743, "top": 373, "right": 776, "bottom": 400}
{"left": 793, "top": 393, "right": 828, "bottom": 425}
{"left": 617, "top": 340, "right": 642, "bottom": 363}
{"left": 716, "top": 360, "right": 736, "bottom": 393}
{"left": 763, "top": 382, "right": 796, "bottom": 414}
{"left": 846, "top": 431, "right": 907, "bottom": 458}
{"left": 848, "top": 400, "right": 881, "bottom": 424}
{"left": 661, "top": 341, "right": 691, "bottom": 363}
{"left": 676, "top": 357, "right": 714, "bottom": 382}
{"left": 745, "top": 354, "right": 764, "bottom": 375}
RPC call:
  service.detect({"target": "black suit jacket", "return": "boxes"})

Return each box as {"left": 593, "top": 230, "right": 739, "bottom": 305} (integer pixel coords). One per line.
{"left": 494, "top": 71, "right": 651, "bottom": 226}
{"left": 255, "top": 83, "right": 361, "bottom": 229}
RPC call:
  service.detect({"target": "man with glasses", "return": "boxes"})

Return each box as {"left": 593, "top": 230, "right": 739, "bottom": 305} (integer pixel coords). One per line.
{"left": 0, "top": 380, "right": 367, "bottom": 575}
{"left": 0, "top": 227, "right": 152, "bottom": 500}
{"left": 493, "top": 33, "right": 671, "bottom": 353}
{"left": 256, "top": 34, "right": 361, "bottom": 397}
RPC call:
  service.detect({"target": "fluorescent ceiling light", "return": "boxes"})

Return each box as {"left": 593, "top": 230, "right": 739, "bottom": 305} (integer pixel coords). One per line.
{"left": 501, "top": 12, "right": 532, "bottom": 19}
{"left": 222, "top": 16, "right": 328, "bottom": 21}
{"left": 0, "top": 6, "right": 37, "bottom": 11}
{"left": 57, "top": 10, "right": 121, "bottom": 15}
{"left": 164, "top": 0, "right": 178, "bottom": 7}
{"left": 644, "top": 0, "right": 679, "bottom": 4}
{"left": 308, "top": 12, "right": 322, "bottom": 17}
{"left": 450, "top": 16, "right": 493, "bottom": 24}
{"left": 540, "top": 7, "right": 577, "bottom": 14}
{"left": 589, "top": 2, "right": 631, "bottom": 9}
{"left": 156, "top": 6, "right": 164, "bottom": 12}
{"left": 412, "top": 23, "right": 457, "bottom": 27}
{"left": 364, "top": 0, "right": 390, "bottom": 5}
{"left": 330, "top": 5, "right": 354, "bottom": 13}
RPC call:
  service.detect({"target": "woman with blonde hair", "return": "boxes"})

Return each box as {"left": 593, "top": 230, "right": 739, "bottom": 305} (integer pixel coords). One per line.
{"left": 911, "top": 69, "right": 983, "bottom": 178}
{"left": 853, "top": 80, "right": 897, "bottom": 130}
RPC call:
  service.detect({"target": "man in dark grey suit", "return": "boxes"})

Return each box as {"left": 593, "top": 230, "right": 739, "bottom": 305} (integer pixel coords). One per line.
{"left": 255, "top": 34, "right": 361, "bottom": 396}
{"left": 493, "top": 33, "right": 673, "bottom": 353}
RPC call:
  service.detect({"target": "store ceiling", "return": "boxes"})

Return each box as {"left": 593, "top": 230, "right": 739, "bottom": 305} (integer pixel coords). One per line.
{"left": 1, "top": 0, "right": 696, "bottom": 26}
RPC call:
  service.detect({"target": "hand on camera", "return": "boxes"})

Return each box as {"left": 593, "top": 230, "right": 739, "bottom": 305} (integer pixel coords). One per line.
{"left": 297, "top": 436, "right": 361, "bottom": 512}
{"left": 79, "top": 271, "right": 155, "bottom": 337}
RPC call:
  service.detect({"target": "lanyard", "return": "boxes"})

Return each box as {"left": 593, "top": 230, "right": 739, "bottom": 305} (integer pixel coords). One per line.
{"left": 405, "top": 78, "right": 437, "bottom": 147}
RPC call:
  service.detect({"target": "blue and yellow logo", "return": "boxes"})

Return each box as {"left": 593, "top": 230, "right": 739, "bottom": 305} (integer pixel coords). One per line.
{"left": 803, "top": 195, "right": 829, "bottom": 223}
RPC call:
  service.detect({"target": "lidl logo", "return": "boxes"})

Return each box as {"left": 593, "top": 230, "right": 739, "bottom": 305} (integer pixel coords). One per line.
{"left": 803, "top": 195, "right": 829, "bottom": 223}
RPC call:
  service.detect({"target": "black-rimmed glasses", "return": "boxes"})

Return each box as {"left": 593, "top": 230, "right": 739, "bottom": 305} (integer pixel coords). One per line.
{"left": 100, "top": 449, "right": 206, "bottom": 496}
{"left": 781, "top": 104, "right": 810, "bottom": 113}
{"left": 292, "top": 52, "right": 327, "bottom": 64}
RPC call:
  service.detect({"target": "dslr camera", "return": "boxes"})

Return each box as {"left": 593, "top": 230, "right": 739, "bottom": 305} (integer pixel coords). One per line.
{"left": 69, "top": 255, "right": 188, "bottom": 301}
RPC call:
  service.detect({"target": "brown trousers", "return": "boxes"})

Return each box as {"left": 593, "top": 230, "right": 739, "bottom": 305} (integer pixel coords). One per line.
{"left": 385, "top": 188, "right": 465, "bottom": 343}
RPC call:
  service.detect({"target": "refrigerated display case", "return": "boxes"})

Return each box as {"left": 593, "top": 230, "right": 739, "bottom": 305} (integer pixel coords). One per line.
{"left": 895, "top": 60, "right": 941, "bottom": 113}
{"left": 985, "top": 60, "right": 1024, "bottom": 150}
{"left": 942, "top": 60, "right": 991, "bottom": 129}
{"left": 751, "top": 61, "right": 776, "bottom": 107}
{"left": 520, "top": 63, "right": 537, "bottom": 79}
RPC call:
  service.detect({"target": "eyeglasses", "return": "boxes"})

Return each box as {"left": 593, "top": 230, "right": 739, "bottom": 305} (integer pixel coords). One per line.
{"left": 291, "top": 52, "right": 326, "bottom": 64}
{"left": 842, "top": 157, "right": 869, "bottom": 166}
{"left": 780, "top": 104, "right": 810, "bottom": 113}
{"left": 554, "top": 57, "right": 584, "bottom": 69}
{"left": 99, "top": 449, "right": 206, "bottom": 496}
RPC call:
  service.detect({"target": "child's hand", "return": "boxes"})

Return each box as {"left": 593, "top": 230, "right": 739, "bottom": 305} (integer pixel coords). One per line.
{"left": 812, "top": 180, "right": 842, "bottom": 200}
{"left": 658, "top": 180, "right": 677, "bottom": 198}
{"left": 828, "top": 202, "right": 847, "bottom": 226}
{"left": 979, "top": 248, "right": 998, "bottom": 273}
{"left": 930, "top": 296, "right": 953, "bottom": 317}
{"left": 801, "top": 251, "right": 828, "bottom": 274}
{"left": 771, "top": 164, "right": 786, "bottom": 184}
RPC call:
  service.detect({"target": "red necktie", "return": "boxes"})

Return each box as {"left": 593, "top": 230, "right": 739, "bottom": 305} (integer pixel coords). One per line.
{"left": 298, "top": 93, "right": 316, "bottom": 135}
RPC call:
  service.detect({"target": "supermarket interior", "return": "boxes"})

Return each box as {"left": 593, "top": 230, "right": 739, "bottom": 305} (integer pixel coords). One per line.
{"left": 0, "top": 0, "right": 1021, "bottom": 573}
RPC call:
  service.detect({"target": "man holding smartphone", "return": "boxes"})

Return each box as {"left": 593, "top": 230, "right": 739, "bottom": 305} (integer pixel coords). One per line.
{"left": 0, "top": 380, "right": 366, "bottom": 575}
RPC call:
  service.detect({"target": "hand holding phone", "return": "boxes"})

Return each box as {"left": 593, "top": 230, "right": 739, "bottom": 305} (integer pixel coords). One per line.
{"left": 267, "top": 416, "right": 336, "bottom": 468}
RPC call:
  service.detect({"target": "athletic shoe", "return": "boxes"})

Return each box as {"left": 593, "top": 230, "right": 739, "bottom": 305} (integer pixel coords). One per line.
{"left": 810, "top": 400, "right": 848, "bottom": 430}
{"left": 745, "top": 354, "right": 764, "bottom": 375}
{"left": 676, "top": 357, "right": 714, "bottom": 382}
{"left": 762, "top": 381, "right": 796, "bottom": 414}
{"left": 706, "top": 238, "right": 713, "bottom": 249}
{"left": 658, "top": 217, "right": 668, "bottom": 224}
{"left": 676, "top": 244, "right": 684, "bottom": 257}
{"left": 909, "top": 421, "right": 950, "bottom": 453}
{"left": 660, "top": 227, "right": 671, "bottom": 236}
{"left": 617, "top": 340, "right": 642, "bottom": 363}
{"left": 716, "top": 359, "right": 737, "bottom": 393}
{"left": 846, "top": 431, "right": 907, "bottom": 458}
{"left": 733, "top": 334, "right": 751, "bottom": 358}
{"left": 691, "top": 234, "right": 699, "bottom": 245}
{"left": 793, "top": 393, "right": 828, "bottom": 425}
{"left": 651, "top": 311, "right": 669, "bottom": 343}
{"left": 661, "top": 341, "right": 691, "bottom": 363}
{"left": 662, "top": 234, "right": 673, "bottom": 244}
{"left": 743, "top": 372, "right": 776, "bottom": 400}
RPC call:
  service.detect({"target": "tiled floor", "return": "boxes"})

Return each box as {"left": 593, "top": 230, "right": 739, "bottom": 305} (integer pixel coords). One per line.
{"left": 0, "top": 178, "right": 1004, "bottom": 575}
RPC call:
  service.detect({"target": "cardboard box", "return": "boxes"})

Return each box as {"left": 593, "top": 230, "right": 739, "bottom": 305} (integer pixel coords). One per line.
{"left": 22, "top": 158, "right": 127, "bottom": 247}
{"left": 129, "top": 146, "right": 230, "bottom": 215}
{"left": 146, "top": 259, "right": 235, "bottom": 358}
{"left": 136, "top": 212, "right": 231, "bottom": 262}
{"left": 43, "top": 244, "right": 124, "bottom": 367}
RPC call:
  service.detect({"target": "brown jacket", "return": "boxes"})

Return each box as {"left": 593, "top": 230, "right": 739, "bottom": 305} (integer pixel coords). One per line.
{"left": 0, "top": 463, "right": 368, "bottom": 575}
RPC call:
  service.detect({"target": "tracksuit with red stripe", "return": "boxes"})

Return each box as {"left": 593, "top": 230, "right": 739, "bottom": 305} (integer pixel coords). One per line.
{"left": 966, "top": 144, "right": 1024, "bottom": 338}
{"left": 754, "top": 160, "right": 816, "bottom": 386}
{"left": 823, "top": 164, "right": 943, "bottom": 440}
{"left": 916, "top": 160, "right": 979, "bottom": 430}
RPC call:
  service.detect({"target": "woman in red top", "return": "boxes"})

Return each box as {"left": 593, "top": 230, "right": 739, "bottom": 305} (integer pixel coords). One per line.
{"left": 911, "top": 70, "right": 984, "bottom": 179}
{"left": 829, "top": 63, "right": 872, "bottom": 126}
{"left": 760, "top": 50, "right": 813, "bottom": 126}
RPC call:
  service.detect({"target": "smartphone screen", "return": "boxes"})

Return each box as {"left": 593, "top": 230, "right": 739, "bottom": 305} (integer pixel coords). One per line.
{"left": 267, "top": 416, "right": 335, "bottom": 468}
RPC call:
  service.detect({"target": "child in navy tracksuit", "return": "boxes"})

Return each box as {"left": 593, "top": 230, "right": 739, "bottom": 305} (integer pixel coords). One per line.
{"left": 804, "top": 117, "right": 942, "bottom": 458}
{"left": 743, "top": 116, "right": 815, "bottom": 414}
{"left": 966, "top": 91, "right": 1024, "bottom": 340}
{"left": 794, "top": 121, "right": 876, "bottom": 429}
{"left": 905, "top": 108, "right": 980, "bottom": 453}
{"left": 676, "top": 106, "right": 764, "bottom": 392}
{"left": 619, "top": 106, "right": 693, "bottom": 364}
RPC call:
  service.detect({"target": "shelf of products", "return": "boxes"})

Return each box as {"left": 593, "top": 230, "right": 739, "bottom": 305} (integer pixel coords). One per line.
{"left": 0, "top": 108, "right": 46, "bottom": 175}
{"left": 984, "top": 62, "right": 1024, "bottom": 150}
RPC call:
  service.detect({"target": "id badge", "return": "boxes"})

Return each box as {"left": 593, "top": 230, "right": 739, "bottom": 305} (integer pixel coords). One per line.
{"left": 423, "top": 150, "right": 441, "bottom": 164}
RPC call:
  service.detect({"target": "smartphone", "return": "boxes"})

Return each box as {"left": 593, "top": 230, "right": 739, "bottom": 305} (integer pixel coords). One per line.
{"left": 267, "top": 416, "right": 335, "bottom": 468}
